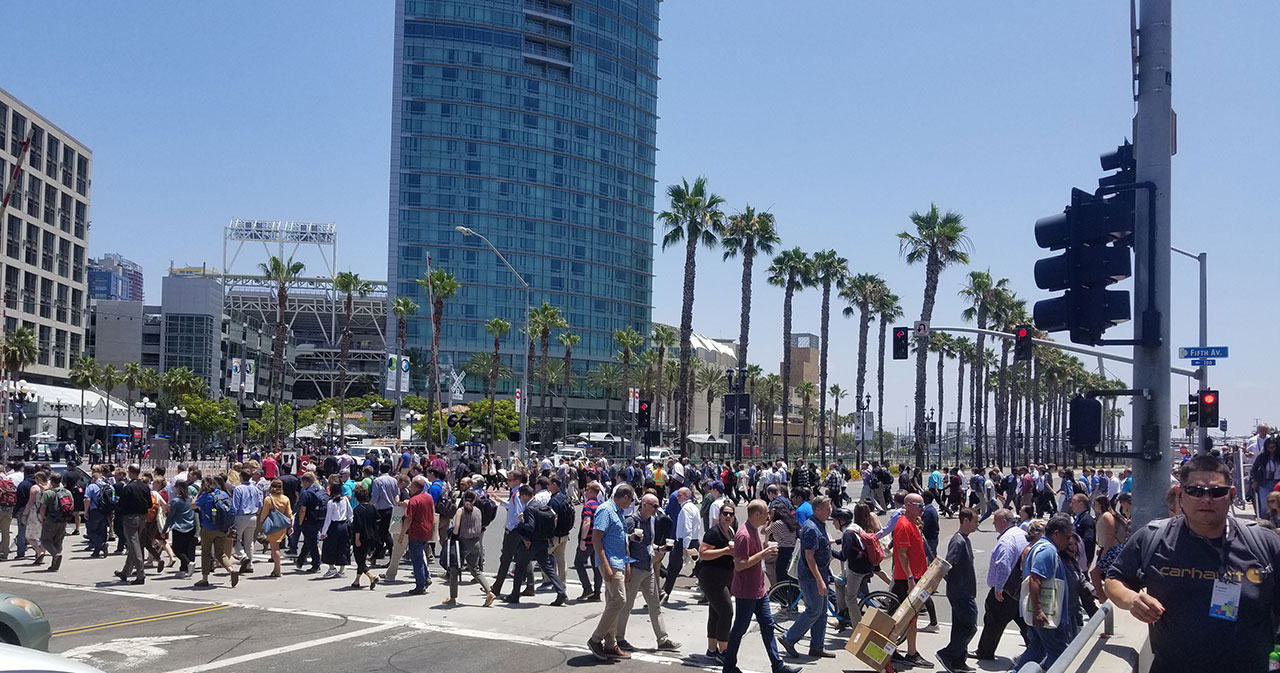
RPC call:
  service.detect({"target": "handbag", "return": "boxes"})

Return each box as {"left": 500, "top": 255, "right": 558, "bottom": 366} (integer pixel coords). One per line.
{"left": 261, "top": 509, "right": 290, "bottom": 536}
{"left": 1019, "top": 540, "right": 1064, "bottom": 629}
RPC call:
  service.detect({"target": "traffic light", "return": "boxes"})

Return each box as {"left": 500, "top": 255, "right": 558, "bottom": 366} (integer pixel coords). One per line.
{"left": 1014, "top": 325, "right": 1033, "bottom": 362}
{"left": 1187, "top": 394, "right": 1200, "bottom": 427}
{"left": 637, "top": 400, "right": 651, "bottom": 428}
{"left": 893, "top": 327, "right": 909, "bottom": 360}
{"left": 1199, "top": 390, "right": 1219, "bottom": 428}
{"left": 1032, "top": 142, "right": 1136, "bottom": 345}
{"left": 1069, "top": 395, "right": 1102, "bottom": 450}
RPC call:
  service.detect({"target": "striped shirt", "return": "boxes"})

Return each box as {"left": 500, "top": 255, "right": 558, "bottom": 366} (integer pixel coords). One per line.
{"left": 580, "top": 498, "right": 601, "bottom": 543}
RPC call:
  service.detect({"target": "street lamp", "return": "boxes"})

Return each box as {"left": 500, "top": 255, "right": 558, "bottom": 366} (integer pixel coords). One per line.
{"left": 405, "top": 410, "right": 423, "bottom": 444}
{"left": 291, "top": 402, "right": 299, "bottom": 450}
{"left": 856, "top": 393, "right": 873, "bottom": 464}
{"left": 455, "top": 225, "right": 531, "bottom": 458}
{"left": 325, "top": 409, "right": 338, "bottom": 448}
{"left": 4, "top": 380, "right": 31, "bottom": 459}
{"left": 724, "top": 366, "right": 747, "bottom": 461}
{"left": 168, "top": 406, "right": 188, "bottom": 452}
{"left": 51, "top": 400, "right": 68, "bottom": 443}
{"left": 926, "top": 407, "right": 936, "bottom": 467}
{"left": 135, "top": 396, "right": 156, "bottom": 445}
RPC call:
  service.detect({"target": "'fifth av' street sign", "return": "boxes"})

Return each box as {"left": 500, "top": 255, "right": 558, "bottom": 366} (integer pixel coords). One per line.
{"left": 1178, "top": 346, "right": 1228, "bottom": 359}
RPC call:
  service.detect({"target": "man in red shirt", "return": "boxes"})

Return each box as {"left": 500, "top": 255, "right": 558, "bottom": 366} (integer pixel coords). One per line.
{"left": 721, "top": 499, "right": 799, "bottom": 673}
{"left": 262, "top": 454, "right": 279, "bottom": 480}
{"left": 399, "top": 475, "right": 436, "bottom": 595}
{"left": 890, "top": 493, "right": 930, "bottom": 668}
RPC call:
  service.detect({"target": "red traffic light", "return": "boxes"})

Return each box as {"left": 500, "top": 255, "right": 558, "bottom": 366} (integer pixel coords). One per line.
{"left": 895, "top": 330, "right": 905, "bottom": 338}
{"left": 1202, "top": 393, "right": 1216, "bottom": 405}
{"left": 639, "top": 403, "right": 648, "bottom": 411}
{"left": 1017, "top": 327, "right": 1029, "bottom": 338}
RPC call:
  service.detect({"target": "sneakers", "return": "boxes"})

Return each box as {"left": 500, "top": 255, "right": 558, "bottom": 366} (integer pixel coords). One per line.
{"left": 656, "top": 640, "right": 680, "bottom": 652}
{"left": 892, "top": 652, "right": 930, "bottom": 668}
{"left": 935, "top": 650, "right": 974, "bottom": 673}
{"left": 587, "top": 639, "right": 609, "bottom": 661}
{"left": 483, "top": 592, "right": 496, "bottom": 607}
{"left": 918, "top": 622, "right": 940, "bottom": 633}
{"left": 322, "top": 568, "right": 338, "bottom": 579}
{"left": 617, "top": 639, "right": 636, "bottom": 652}
{"left": 807, "top": 650, "right": 836, "bottom": 658}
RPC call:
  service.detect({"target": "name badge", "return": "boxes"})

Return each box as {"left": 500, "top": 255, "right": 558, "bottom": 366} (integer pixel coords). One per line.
{"left": 1209, "top": 577, "right": 1241, "bottom": 622}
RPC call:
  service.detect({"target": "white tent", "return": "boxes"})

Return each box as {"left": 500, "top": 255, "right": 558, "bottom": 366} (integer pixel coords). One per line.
{"left": 292, "top": 422, "right": 370, "bottom": 440}
{"left": 686, "top": 433, "right": 728, "bottom": 445}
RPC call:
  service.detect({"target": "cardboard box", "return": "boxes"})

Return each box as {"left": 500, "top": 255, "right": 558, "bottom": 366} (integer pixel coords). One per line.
{"left": 859, "top": 606, "right": 896, "bottom": 636}
{"left": 845, "top": 621, "right": 897, "bottom": 671}
{"left": 888, "top": 555, "right": 952, "bottom": 641}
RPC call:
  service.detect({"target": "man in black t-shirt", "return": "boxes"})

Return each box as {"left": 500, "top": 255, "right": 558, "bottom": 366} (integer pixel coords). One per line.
{"left": 1107, "top": 455, "right": 1280, "bottom": 673}
{"left": 114, "top": 464, "right": 153, "bottom": 585}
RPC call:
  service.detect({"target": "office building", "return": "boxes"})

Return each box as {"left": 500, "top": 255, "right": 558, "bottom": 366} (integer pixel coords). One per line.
{"left": 0, "top": 86, "right": 93, "bottom": 381}
{"left": 86, "top": 299, "right": 162, "bottom": 373}
{"left": 387, "top": 0, "right": 661, "bottom": 431}
{"left": 87, "top": 252, "right": 144, "bottom": 301}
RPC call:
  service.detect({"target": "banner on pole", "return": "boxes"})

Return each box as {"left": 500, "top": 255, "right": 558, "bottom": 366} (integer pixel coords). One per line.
{"left": 229, "top": 359, "right": 242, "bottom": 393}
{"left": 399, "top": 355, "right": 411, "bottom": 393}
{"left": 385, "top": 354, "right": 398, "bottom": 392}
{"left": 243, "top": 360, "right": 257, "bottom": 394}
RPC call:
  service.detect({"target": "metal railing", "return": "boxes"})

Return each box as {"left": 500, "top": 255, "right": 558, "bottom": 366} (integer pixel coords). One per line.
{"left": 1017, "top": 601, "right": 1115, "bottom": 673}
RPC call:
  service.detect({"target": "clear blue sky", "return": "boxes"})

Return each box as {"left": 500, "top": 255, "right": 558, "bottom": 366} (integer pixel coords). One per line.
{"left": 6, "top": 2, "right": 1276, "bottom": 435}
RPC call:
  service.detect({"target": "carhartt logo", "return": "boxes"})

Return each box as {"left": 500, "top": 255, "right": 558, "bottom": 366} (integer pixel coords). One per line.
{"left": 1245, "top": 567, "right": 1264, "bottom": 584}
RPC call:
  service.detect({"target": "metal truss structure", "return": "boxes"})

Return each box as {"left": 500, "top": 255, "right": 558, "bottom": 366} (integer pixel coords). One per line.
{"left": 221, "top": 220, "right": 387, "bottom": 402}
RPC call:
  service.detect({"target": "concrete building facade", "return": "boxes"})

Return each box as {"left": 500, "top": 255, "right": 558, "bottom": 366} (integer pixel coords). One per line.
{"left": 87, "top": 252, "right": 144, "bottom": 301}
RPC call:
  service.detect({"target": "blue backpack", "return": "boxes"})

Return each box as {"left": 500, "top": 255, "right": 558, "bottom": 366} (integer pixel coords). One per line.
{"left": 211, "top": 491, "right": 236, "bottom": 532}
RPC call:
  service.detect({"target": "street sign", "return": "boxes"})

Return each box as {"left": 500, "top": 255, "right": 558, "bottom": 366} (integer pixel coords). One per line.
{"left": 371, "top": 409, "right": 394, "bottom": 422}
{"left": 913, "top": 321, "right": 930, "bottom": 338}
{"left": 449, "top": 370, "right": 466, "bottom": 401}
{"left": 1178, "top": 346, "right": 1228, "bottom": 359}
{"left": 1189, "top": 358, "right": 1216, "bottom": 366}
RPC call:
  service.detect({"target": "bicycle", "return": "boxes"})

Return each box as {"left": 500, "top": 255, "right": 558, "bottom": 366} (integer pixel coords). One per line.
{"left": 766, "top": 575, "right": 903, "bottom": 634}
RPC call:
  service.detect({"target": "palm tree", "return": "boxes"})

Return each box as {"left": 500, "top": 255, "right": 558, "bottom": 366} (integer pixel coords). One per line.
{"left": 767, "top": 247, "right": 812, "bottom": 463}
{"left": 99, "top": 364, "right": 120, "bottom": 442}
{"left": 484, "top": 317, "right": 511, "bottom": 440}
{"left": 614, "top": 326, "right": 644, "bottom": 445}
{"left": 1, "top": 327, "right": 38, "bottom": 386}
{"left": 122, "top": 362, "right": 143, "bottom": 443}
{"left": 658, "top": 176, "right": 726, "bottom": 456}
{"left": 415, "top": 269, "right": 461, "bottom": 447}
{"left": 333, "top": 271, "right": 373, "bottom": 446}
{"left": 828, "top": 383, "right": 848, "bottom": 456}
{"left": 959, "top": 270, "right": 1008, "bottom": 469}
{"left": 558, "top": 332, "right": 580, "bottom": 441}
{"left": 756, "top": 374, "right": 783, "bottom": 453}
{"left": 258, "top": 255, "right": 306, "bottom": 450}
{"left": 953, "top": 337, "right": 975, "bottom": 464}
{"left": 587, "top": 363, "right": 622, "bottom": 436}
{"left": 874, "top": 291, "right": 903, "bottom": 462}
{"left": 391, "top": 298, "right": 418, "bottom": 357}
{"left": 695, "top": 362, "right": 728, "bottom": 433}
{"left": 931, "top": 333, "right": 956, "bottom": 465}
{"left": 898, "top": 204, "right": 970, "bottom": 468}
{"left": 69, "top": 356, "right": 97, "bottom": 454}
{"left": 526, "top": 302, "right": 567, "bottom": 444}
{"left": 810, "top": 249, "right": 848, "bottom": 466}
{"left": 795, "top": 381, "right": 818, "bottom": 457}
{"left": 990, "top": 290, "right": 1026, "bottom": 466}
{"left": 721, "top": 206, "right": 780, "bottom": 368}
{"left": 841, "top": 273, "right": 887, "bottom": 443}
{"left": 649, "top": 324, "right": 677, "bottom": 439}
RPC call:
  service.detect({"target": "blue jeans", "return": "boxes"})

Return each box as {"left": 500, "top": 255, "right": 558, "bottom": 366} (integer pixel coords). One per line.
{"left": 287, "top": 511, "right": 301, "bottom": 554}
{"left": 1012, "top": 623, "right": 1075, "bottom": 671}
{"left": 783, "top": 575, "right": 826, "bottom": 652}
{"left": 87, "top": 509, "right": 108, "bottom": 550}
{"left": 723, "top": 596, "right": 785, "bottom": 672}
{"left": 408, "top": 539, "right": 431, "bottom": 591}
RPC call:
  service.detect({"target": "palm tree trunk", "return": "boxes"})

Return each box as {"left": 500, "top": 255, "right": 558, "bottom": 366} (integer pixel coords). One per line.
{"left": 913, "top": 254, "right": 942, "bottom": 468}
{"left": 275, "top": 285, "right": 288, "bottom": 452}
{"left": 655, "top": 347, "right": 665, "bottom": 443}
{"left": 677, "top": 235, "right": 699, "bottom": 458}
{"left": 996, "top": 345, "right": 1010, "bottom": 467}
{"left": 973, "top": 308, "right": 988, "bottom": 466}
{"left": 780, "top": 280, "right": 795, "bottom": 463}
{"left": 429, "top": 300, "right": 443, "bottom": 448}
{"left": 876, "top": 318, "right": 888, "bottom": 464}
{"left": 818, "top": 281, "right": 831, "bottom": 466}
{"left": 833, "top": 397, "right": 842, "bottom": 461}
{"left": 561, "top": 348, "right": 572, "bottom": 441}
{"left": 956, "top": 357, "right": 965, "bottom": 466}
{"left": 936, "top": 352, "right": 945, "bottom": 468}
{"left": 737, "top": 243, "right": 754, "bottom": 367}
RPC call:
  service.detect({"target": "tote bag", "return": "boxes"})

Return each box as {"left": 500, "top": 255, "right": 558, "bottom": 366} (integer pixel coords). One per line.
{"left": 1019, "top": 540, "right": 1064, "bottom": 629}
{"left": 261, "top": 508, "right": 291, "bottom": 536}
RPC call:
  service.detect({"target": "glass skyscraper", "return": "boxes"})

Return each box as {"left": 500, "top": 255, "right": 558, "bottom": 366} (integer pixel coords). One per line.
{"left": 387, "top": 0, "right": 659, "bottom": 430}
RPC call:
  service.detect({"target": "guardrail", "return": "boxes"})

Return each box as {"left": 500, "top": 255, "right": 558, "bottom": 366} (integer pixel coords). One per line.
{"left": 1017, "top": 601, "right": 1115, "bottom": 673}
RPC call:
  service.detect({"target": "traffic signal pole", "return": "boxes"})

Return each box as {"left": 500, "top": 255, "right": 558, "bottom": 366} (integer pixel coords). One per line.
{"left": 1130, "top": 0, "right": 1174, "bottom": 529}
{"left": 1172, "top": 246, "right": 1209, "bottom": 453}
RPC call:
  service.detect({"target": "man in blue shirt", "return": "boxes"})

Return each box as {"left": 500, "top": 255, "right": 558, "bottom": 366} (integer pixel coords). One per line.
{"left": 587, "top": 484, "right": 636, "bottom": 661}
{"left": 1012, "top": 514, "right": 1077, "bottom": 671}
{"left": 83, "top": 469, "right": 109, "bottom": 558}
{"left": 779, "top": 495, "right": 835, "bottom": 658}
{"left": 791, "top": 488, "right": 813, "bottom": 526}
{"left": 230, "top": 470, "right": 262, "bottom": 574}
{"left": 491, "top": 470, "right": 534, "bottom": 598}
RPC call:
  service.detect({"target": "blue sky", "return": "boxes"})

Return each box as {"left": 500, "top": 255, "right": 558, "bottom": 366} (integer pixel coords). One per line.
{"left": 5, "top": 2, "right": 1277, "bottom": 435}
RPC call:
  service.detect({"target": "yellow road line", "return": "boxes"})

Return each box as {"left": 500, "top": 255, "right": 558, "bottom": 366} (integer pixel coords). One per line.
{"left": 53, "top": 604, "right": 231, "bottom": 637}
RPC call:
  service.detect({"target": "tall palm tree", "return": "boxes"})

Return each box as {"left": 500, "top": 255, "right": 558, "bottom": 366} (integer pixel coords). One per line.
{"left": 484, "top": 317, "right": 511, "bottom": 440}
{"left": 99, "top": 364, "right": 120, "bottom": 442}
{"left": 990, "top": 290, "right": 1026, "bottom": 466}
{"left": 391, "top": 298, "right": 418, "bottom": 357}
{"left": 587, "top": 363, "right": 622, "bottom": 436}
{"left": 650, "top": 324, "right": 677, "bottom": 440}
{"left": 721, "top": 206, "right": 780, "bottom": 368}
{"left": 1, "top": 327, "right": 39, "bottom": 387}
{"left": 898, "top": 204, "right": 970, "bottom": 468}
{"left": 658, "top": 176, "right": 726, "bottom": 456}
{"left": 614, "top": 326, "right": 645, "bottom": 446}
{"left": 810, "top": 249, "right": 848, "bottom": 466}
{"left": 874, "top": 291, "right": 903, "bottom": 463}
{"left": 767, "top": 247, "right": 812, "bottom": 463}
{"left": 695, "top": 361, "right": 728, "bottom": 433}
{"left": 558, "top": 332, "right": 580, "bottom": 441}
{"left": 952, "top": 337, "right": 975, "bottom": 465}
{"left": 930, "top": 333, "right": 956, "bottom": 465}
{"left": 959, "top": 270, "right": 1008, "bottom": 469}
{"left": 258, "top": 255, "right": 306, "bottom": 450}
{"left": 333, "top": 271, "right": 373, "bottom": 447}
{"left": 756, "top": 374, "right": 782, "bottom": 453}
{"left": 526, "top": 302, "right": 567, "bottom": 444}
{"left": 841, "top": 273, "right": 887, "bottom": 442}
{"left": 828, "top": 384, "right": 848, "bottom": 456}
{"left": 69, "top": 356, "right": 97, "bottom": 454}
{"left": 122, "top": 362, "right": 143, "bottom": 443}
{"left": 415, "top": 269, "right": 461, "bottom": 447}
{"left": 795, "top": 381, "right": 818, "bottom": 457}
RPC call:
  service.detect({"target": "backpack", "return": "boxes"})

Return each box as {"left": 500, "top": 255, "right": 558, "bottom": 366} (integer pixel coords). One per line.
{"left": 529, "top": 501, "right": 557, "bottom": 539}
{"left": 0, "top": 474, "right": 15, "bottom": 507}
{"left": 145, "top": 492, "right": 160, "bottom": 522}
{"left": 433, "top": 480, "right": 457, "bottom": 520}
{"left": 55, "top": 488, "right": 76, "bottom": 522}
{"left": 970, "top": 473, "right": 985, "bottom": 495}
{"left": 1021, "top": 473, "right": 1034, "bottom": 494}
{"left": 97, "top": 482, "right": 119, "bottom": 512}
{"left": 1137, "top": 516, "right": 1274, "bottom": 583}
{"left": 551, "top": 494, "right": 575, "bottom": 537}
{"left": 877, "top": 468, "right": 894, "bottom": 487}
{"left": 477, "top": 491, "right": 498, "bottom": 528}
{"left": 211, "top": 490, "right": 236, "bottom": 532}
{"left": 857, "top": 529, "right": 885, "bottom": 566}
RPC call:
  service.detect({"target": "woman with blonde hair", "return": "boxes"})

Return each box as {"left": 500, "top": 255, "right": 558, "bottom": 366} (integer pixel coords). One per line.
{"left": 258, "top": 479, "right": 293, "bottom": 577}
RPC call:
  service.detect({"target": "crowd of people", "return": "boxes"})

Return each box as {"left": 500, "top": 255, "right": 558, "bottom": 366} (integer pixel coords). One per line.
{"left": 0, "top": 446, "right": 1278, "bottom": 672}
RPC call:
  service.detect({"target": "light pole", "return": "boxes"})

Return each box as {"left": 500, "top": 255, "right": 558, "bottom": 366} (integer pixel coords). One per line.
{"left": 926, "top": 407, "right": 936, "bottom": 468}
{"left": 135, "top": 396, "right": 156, "bottom": 446}
{"left": 455, "top": 225, "right": 531, "bottom": 459}
{"left": 51, "top": 400, "right": 67, "bottom": 443}
{"left": 168, "top": 406, "right": 188, "bottom": 454}
{"left": 1172, "top": 246, "right": 1209, "bottom": 453}
{"left": 291, "top": 402, "right": 299, "bottom": 450}
{"left": 856, "top": 393, "right": 872, "bottom": 464}
{"left": 405, "top": 410, "right": 423, "bottom": 444}
{"left": 724, "top": 366, "right": 747, "bottom": 461}
{"left": 325, "top": 409, "right": 338, "bottom": 449}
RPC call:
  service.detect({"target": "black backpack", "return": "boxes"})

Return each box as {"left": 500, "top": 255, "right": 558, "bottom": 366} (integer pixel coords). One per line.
{"left": 477, "top": 491, "right": 498, "bottom": 528}
{"left": 550, "top": 494, "right": 575, "bottom": 538}
{"left": 528, "top": 501, "right": 557, "bottom": 539}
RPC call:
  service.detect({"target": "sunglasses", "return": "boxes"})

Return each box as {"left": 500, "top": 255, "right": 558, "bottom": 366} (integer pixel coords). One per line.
{"left": 1183, "top": 484, "right": 1231, "bottom": 499}
{"left": 721, "top": 511, "right": 736, "bottom": 517}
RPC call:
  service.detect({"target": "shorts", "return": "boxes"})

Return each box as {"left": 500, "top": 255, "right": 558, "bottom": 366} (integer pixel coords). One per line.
{"left": 1096, "top": 542, "right": 1125, "bottom": 570}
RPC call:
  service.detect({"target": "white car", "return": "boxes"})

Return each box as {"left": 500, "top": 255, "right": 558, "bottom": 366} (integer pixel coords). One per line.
{"left": 0, "top": 643, "right": 105, "bottom": 673}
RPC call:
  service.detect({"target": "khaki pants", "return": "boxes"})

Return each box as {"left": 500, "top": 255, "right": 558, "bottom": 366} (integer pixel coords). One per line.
{"left": 201, "top": 529, "right": 235, "bottom": 579}
{"left": 232, "top": 514, "right": 257, "bottom": 566}
{"left": 618, "top": 566, "right": 668, "bottom": 644}
{"left": 548, "top": 535, "right": 568, "bottom": 583}
{"left": 589, "top": 571, "right": 627, "bottom": 649}
{"left": 382, "top": 515, "right": 407, "bottom": 580}
{"left": 0, "top": 507, "right": 11, "bottom": 560}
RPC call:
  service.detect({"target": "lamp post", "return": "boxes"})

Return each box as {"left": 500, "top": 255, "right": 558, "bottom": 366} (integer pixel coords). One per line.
{"left": 856, "top": 393, "right": 873, "bottom": 464}
{"left": 135, "top": 396, "right": 156, "bottom": 446}
{"left": 51, "top": 400, "right": 68, "bottom": 443}
{"left": 291, "top": 402, "right": 299, "bottom": 450}
{"left": 168, "top": 406, "right": 188, "bottom": 454}
{"left": 5, "top": 380, "right": 31, "bottom": 458}
{"left": 456, "top": 225, "right": 531, "bottom": 459}
{"left": 724, "top": 366, "right": 747, "bottom": 461}
{"left": 405, "top": 410, "right": 423, "bottom": 444}
{"left": 926, "top": 407, "right": 936, "bottom": 468}
{"left": 325, "top": 409, "right": 338, "bottom": 449}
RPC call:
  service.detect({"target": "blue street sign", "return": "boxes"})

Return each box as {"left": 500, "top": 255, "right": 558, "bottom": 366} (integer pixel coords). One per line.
{"left": 1190, "top": 358, "right": 1217, "bottom": 366}
{"left": 1178, "top": 346, "right": 1228, "bottom": 359}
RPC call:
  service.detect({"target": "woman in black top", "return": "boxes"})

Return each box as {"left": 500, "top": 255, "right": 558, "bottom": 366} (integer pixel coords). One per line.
{"left": 698, "top": 502, "right": 738, "bottom": 662}
{"left": 350, "top": 485, "right": 379, "bottom": 590}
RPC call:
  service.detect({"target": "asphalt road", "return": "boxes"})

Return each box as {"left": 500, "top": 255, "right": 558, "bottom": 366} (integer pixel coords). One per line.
{"left": 0, "top": 482, "right": 1039, "bottom": 673}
